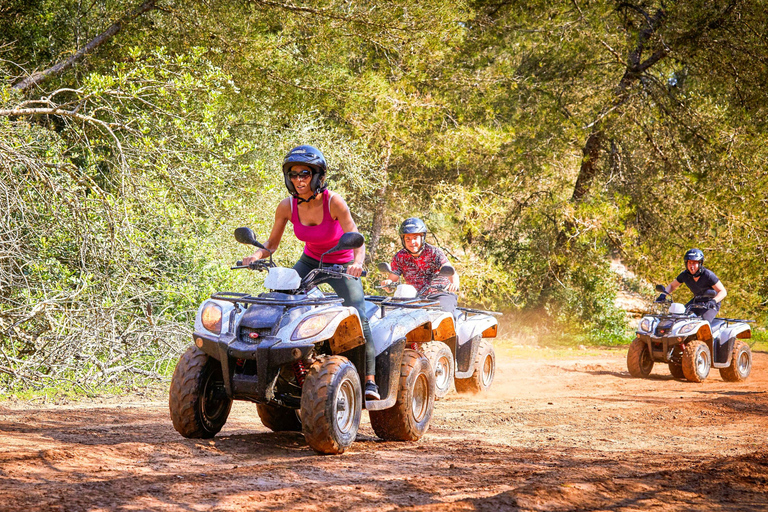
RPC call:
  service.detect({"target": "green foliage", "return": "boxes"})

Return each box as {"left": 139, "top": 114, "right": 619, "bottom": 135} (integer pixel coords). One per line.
{"left": 3, "top": 0, "right": 768, "bottom": 393}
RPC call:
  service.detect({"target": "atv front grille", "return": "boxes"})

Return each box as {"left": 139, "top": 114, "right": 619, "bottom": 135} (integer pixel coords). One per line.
{"left": 655, "top": 319, "right": 673, "bottom": 336}
{"left": 239, "top": 326, "right": 273, "bottom": 343}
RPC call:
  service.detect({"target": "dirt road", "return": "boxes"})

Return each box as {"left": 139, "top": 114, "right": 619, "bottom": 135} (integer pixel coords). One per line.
{"left": 2, "top": 346, "right": 767, "bottom": 511}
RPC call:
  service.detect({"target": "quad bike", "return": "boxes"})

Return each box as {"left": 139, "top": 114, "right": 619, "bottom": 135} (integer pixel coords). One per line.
{"left": 369, "top": 262, "right": 501, "bottom": 398}
{"left": 169, "top": 228, "right": 436, "bottom": 455}
{"left": 627, "top": 284, "right": 753, "bottom": 383}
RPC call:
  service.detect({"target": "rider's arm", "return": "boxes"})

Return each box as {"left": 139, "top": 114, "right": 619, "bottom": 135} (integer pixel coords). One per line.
{"left": 329, "top": 193, "right": 365, "bottom": 277}
{"left": 381, "top": 273, "right": 400, "bottom": 288}
{"left": 713, "top": 281, "right": 727, "bottom": 304}
{"left": 666, "top": 279, "right": 681, "bottom": 294}
{"left": 242, "top": 199, "right": 290, "bottom": 264}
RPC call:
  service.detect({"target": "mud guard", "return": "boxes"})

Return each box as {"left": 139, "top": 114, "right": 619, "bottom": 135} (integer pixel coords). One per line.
{"left": 455, "top": 335, "right": 481, "bottom": 376}
{"left": 713, "top": 337, "right": 736, "bottom": 366}
{"left": 366, "top": 338, "right": 406, "bottom": 411}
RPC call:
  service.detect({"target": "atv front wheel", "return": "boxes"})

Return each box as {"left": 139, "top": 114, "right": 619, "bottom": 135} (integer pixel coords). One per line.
{"left": 719, "top": 340, "right": 752, "bottom": 382}
{"left": 421, "top": 341, "right": 454, "bottom": 399}
{"left": 257, "top": 403, "right": 302, "bottom": 432}
{"left": 169, "top": 346, "right": 232, "bottom": 438}
{"left": 369, "top": 350, "right": 435, "bottom": 441}
{"left": 682, "top": 340, "right": 711, "bottom": 382}
{"left": 301, "top": 355, "right": 362, "bottom": 455}
{"left": 455, "top": 338, "right": 495, "bottom": 393}
{"left": 627, "top": 338, "right": 653, "bottom": 378}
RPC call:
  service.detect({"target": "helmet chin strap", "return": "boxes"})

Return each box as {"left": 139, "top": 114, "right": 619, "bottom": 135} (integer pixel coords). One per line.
{"left": 295, "top": 192, "right": 318, "bottom": 205}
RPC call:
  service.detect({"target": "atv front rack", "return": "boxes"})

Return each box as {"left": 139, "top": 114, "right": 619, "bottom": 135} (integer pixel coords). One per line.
{"left": 456, "top": 306, "right": 503, "bottom": 318}
{"left": 211, "top": 291, "right": 343, "bottom": 307}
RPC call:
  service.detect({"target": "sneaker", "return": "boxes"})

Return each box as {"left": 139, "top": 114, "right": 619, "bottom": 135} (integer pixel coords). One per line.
{"left": 365, "top": 381, "right": 380, "bottom": 400}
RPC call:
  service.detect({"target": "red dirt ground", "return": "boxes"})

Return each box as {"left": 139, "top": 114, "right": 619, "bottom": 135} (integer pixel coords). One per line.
{"left": 2, "top": 347, "right": 767, "bottom": 511}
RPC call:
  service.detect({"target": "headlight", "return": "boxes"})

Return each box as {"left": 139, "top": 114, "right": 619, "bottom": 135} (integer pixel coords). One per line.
{"left": 201, "top": 303, "right": 222, "bottom": 334}
{"left": 292, "top": 311, "right": 341, "bottom": 340}
{"left": 640, "top": 318, "right": 652, "bottom": 332}
{"left": 678, "top": 323, "right": 698, "bottom": 334}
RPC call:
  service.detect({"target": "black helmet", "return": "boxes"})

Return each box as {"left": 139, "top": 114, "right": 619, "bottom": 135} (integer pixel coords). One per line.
{"left": 282, "top": 145, "right": 327, "bottom": 198}
{"left": 684, "top": 248, "right": 704, "bottom": 276}
{"left": 398, "top": 217, "right": 427, "bottom": 254}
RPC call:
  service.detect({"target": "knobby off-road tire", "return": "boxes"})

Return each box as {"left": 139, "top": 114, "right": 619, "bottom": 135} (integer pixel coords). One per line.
{"left": 682, "top": 340, "right": 711, "bottom": 382}
{"left": 169, "top": 346, "right": 232, "bottom": 438}
{"left": 627, "top": 338, "right": 654, "bottom": 378}
{"left": 668, "top": 362, "right": 685, "bottom": 379}
{"left": 421, "top": 341, "right": 454, "bottom": 399}
{"left": 369, "top": 350, "right": 435, "bottom": 441}
{"left": 719, "top": 340, "right": 752, "bottom": 382}
{"left": 257, "top": 403, "right": 302, "bottom": 432}
{"left": 300, "top": 355, "right": 362, "bottom": 455}
{"left": 455, "top": 338, "right": 495, "bottom": 394}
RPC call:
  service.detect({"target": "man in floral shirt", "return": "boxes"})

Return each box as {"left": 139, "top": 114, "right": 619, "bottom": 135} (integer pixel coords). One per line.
{"left": 380, "top": 217, "right": 460, "bottom": 311}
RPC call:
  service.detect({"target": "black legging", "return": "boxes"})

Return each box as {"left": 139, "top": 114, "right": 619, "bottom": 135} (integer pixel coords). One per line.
{"left": 689, "top": 301, "right": 720, "bottom": 323}
{"left": 293, "top": 253, "right": 375, "bottom": 376}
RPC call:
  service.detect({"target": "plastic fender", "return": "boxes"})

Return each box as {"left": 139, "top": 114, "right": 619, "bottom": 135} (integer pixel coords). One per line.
{"left": 368, "top": 309, "right": 432, "bottom": 356}
{"left": 428, "top": 310, "right": 456, "bottom": 341}
{"left": 719, "top": 323, "right": 752, "bottom": 343}
{"left": 194, "top": 299, "right": 245, "bottom": 336}
{"left": 275, "top": 305, "right": 360, "bottom": 346}
{"left": 456, "top": 314, "right": 498, "bottom": 345}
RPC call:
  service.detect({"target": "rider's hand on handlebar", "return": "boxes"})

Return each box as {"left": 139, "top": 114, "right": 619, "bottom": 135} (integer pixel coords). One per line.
{"left": 655, "top": 293, "right": 667, "bottom": 303}
{"left": 346, "top": 262, "right": 364, "bottom": 278}
{"left": 445, "top": 282, "right": 459, "bottom": 293}
{"left": 242, "top": 249, "right": 268, "bottom": 265}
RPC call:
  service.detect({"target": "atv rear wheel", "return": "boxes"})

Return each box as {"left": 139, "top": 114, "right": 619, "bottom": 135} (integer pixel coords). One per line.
{"left": 682, "top": 340, "right": 711, "bottom": 382}
{"left": 668, "top": 362, "right": 685, "bottom": 379}
{"left": 169, "top": 346, "right": 232, "bottom": 438}
{"left": 719, "top": 340, "right": 752, "bottom": 382}
{"left": 257, "top": 403, "right": 302, "bottom": 432}
{"left": 627, "top": 338, "right": 653, "bottom": 378}
{"left": 421, "top": 341, "right": 454, "bottom": 399}
{"left": 300, "top": 355, "right": 361, "bottom": 455}
{"left": 455, "top": 338, "right": 495, "bottom": 394}
{"left": 369, "top": 350, "right": 435, "bottom": 441}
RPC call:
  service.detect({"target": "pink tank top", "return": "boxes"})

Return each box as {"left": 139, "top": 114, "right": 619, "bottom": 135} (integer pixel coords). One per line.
{"left": 291, "top": 190, "right": 354, "bottom": 264}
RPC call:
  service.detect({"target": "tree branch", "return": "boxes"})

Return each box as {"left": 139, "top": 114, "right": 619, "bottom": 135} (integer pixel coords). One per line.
{"left": 12, "top": 0, "right": 158, "bottom": 93}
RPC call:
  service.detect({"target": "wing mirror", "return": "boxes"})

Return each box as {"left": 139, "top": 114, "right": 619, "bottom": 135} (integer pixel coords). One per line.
{"left": 438, "top": 265, "right": 455, "bottom": 277}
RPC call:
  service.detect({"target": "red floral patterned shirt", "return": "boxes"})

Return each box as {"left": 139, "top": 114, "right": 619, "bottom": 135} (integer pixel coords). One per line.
{"left": 390, "top": 244, "right": 449, "bottom": 295}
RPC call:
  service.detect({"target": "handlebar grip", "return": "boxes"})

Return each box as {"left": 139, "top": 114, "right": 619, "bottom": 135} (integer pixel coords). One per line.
{"left": 236, "top": 260, "right": 243, "bottom": 266}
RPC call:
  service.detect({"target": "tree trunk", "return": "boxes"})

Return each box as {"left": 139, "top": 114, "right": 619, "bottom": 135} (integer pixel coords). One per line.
{"left": 366, "top": 141, "right": 392, "bottom": 264}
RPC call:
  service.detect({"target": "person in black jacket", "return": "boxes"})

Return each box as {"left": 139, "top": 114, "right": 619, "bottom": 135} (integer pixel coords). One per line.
{"left": 659, "top": 248, "right": 727, "bottom": 323}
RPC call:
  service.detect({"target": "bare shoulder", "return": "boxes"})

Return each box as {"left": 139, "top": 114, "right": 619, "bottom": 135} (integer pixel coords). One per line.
{"left": 328, "top": 191, "right": 350, "bottom": 218}
{"left": 275, "top": 197, "right": 292, "bottom": 220}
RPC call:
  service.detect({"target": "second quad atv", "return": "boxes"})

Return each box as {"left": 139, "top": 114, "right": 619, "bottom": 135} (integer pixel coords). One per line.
{"left": 370, "top": 262, "right": 501, "bottom": 398}
{"left": 628, "top": 285, "right": 753, "bottom": 383}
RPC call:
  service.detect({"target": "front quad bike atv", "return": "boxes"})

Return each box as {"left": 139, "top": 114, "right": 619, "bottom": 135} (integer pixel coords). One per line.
{"left": 169, "top": 228, "right": 436, "bottom": 455}
{"left": 370, "top": 263, "right": 501, "bottom": 398}
{"left": 627, "top": 285, "right": 753, "bottom": 383}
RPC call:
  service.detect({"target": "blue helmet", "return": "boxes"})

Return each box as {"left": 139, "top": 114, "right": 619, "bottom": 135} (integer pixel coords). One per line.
{"left": 684, "top": 248, "right": 704, "bottom": 276}
{"left": 398, "top": 217, "right": 428, "bottom": 254}
{"left": 282, "top": 145, "right": 327, "bottom": 197}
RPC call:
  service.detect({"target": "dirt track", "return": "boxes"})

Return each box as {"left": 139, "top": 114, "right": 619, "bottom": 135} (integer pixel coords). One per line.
{"left": 2, "top": 346, "right": 767, "bottom": 511}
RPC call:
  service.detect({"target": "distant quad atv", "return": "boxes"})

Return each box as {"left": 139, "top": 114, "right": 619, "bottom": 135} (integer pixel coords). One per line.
{"left": 371, "top": 262, "right": 501, "bottom": 399}
{"left": 169, "top": 228, "right": 436, "bottom": 455}
{"left": 627, "top": 284, "right": 753, "bottom": 383}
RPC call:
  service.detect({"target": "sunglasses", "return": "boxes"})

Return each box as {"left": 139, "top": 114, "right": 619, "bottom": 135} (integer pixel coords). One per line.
{"left": 288, "top": 170, "right": 313, "bottom": 180}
